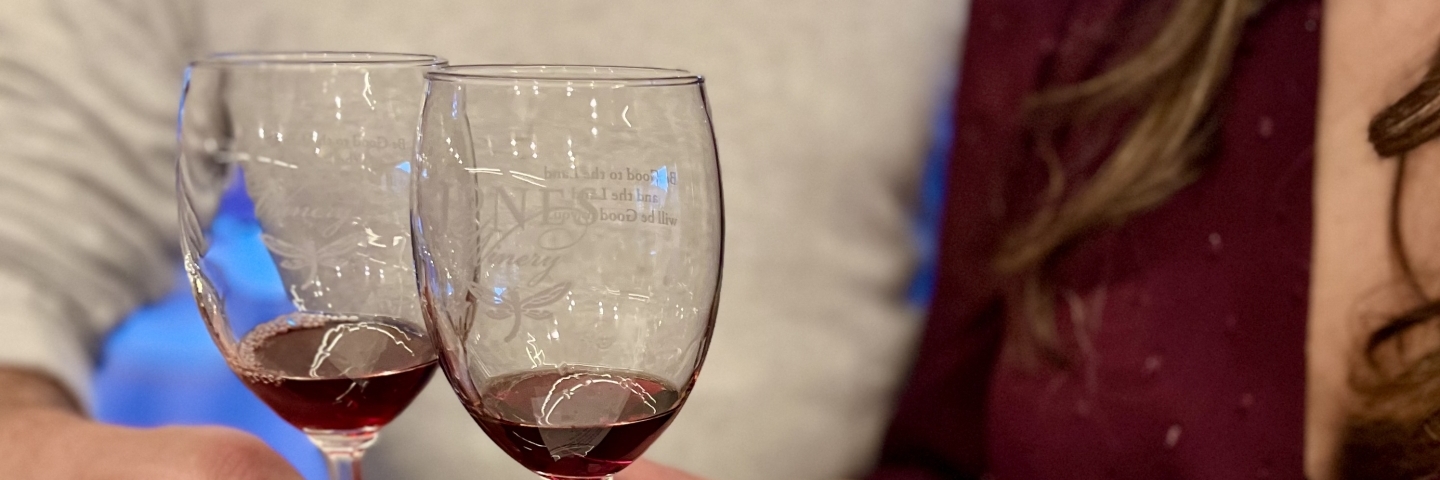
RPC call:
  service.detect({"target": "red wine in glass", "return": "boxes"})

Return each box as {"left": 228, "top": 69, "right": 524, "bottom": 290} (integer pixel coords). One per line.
{"left": 468, "top": 367, "right": 682, "bottom": 478}
{"left": 234, "top": 313, "right": 438, "bottom": 431}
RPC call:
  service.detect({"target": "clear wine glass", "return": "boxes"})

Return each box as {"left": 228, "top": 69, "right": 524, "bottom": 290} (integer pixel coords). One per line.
{"left": 176, "top": 52, "right": 446, "bottom": 480}
{"left": 411, "top": 65, "right": 724, "bottom": 479}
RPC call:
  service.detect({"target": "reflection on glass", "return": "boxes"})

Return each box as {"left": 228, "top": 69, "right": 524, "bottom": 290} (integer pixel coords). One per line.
{"left": 176, "top": 51, "right": 445, "bottom": 480}
{"left": 412, "top": 65, "right": 724, "bottom": 479}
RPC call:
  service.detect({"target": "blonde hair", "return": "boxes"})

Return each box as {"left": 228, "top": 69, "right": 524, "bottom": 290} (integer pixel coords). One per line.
{"left": 999, "top": 0, "right": 1440, "bottom": 475}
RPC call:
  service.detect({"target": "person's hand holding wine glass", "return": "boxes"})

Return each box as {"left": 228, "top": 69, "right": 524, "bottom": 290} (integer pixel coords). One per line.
{"left": 178, "top": 57, "right": 722, "bottom": 479}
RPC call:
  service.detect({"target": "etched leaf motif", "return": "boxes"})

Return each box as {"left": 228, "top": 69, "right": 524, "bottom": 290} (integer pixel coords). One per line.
{"left": 261, "top": 233, "right": 360, "bottom": 287}
{"left": 484, "top": 288, "right": 518, "bottom": 321}
{"left": 523, "top": 310, "right": 555, "bottom": 321}
{"left": 521, "top": 282, "right": 572, "bottom": 309}
{"left": 486, "top": 282, "right": 573, "bottom": 341}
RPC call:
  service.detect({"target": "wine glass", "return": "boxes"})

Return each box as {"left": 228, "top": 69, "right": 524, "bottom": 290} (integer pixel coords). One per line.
{"left": 176, "top": 52, "right": 445, "bottom": 480}
{"left": 410, "top": 65, "right": 724, "bottom": 479}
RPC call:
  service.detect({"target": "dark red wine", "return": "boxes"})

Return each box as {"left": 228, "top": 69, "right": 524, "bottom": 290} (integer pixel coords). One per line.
{"left": 468, "top": 368, "right": 682, "bottom": 478}
{"left": 234, "top": 313, "right": 437, "bottom": 431}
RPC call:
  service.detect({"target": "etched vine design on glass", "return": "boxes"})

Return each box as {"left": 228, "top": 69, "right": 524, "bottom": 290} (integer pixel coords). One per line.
{"left": 485, "top": 281, "right": 575, "bottom": 341}
{"left": 460, "top": 186, "right": 600, "bottom": 340}
{"left": 261, "top": 233, "right": 363, "bottom": 289}
{"left": 177, "top": 52, "right": 445, "bottom": 480}
{"left": 412, "top": 65, "right": 722, "bottom": 479}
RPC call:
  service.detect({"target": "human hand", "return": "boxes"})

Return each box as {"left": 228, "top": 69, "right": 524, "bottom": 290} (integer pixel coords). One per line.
{"left": 617, "top": 459, "right": 710, "bottom": 480}
{"left": 0, "top": 369, "right": 300, "bottom": 480}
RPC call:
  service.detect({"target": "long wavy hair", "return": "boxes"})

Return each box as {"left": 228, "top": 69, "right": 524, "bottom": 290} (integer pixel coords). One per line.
{"left": 996, "top": 0, "right": 1254, "bottom": 361}
{"left": 1001, "top": 0, "right": 1440, "bottom": 475}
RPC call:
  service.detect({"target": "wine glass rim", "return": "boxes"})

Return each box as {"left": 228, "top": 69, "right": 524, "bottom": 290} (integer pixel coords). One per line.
{"left": 427, "top": 64, "right": 702, "bottom": 86}
{"left": 190, "top": 51, "right": 447, "bottom": 68}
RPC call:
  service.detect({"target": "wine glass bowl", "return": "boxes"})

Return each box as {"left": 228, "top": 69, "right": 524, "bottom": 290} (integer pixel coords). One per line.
{"left": 176, "top": 51, "right": 445, "bottom": 479}
{"left": 411, "top": 65, "right": 724, "bottom": 479}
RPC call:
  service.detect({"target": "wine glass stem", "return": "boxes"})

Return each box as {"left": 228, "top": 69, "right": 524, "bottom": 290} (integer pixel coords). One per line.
{"left": 325, "top": 451, "right": 362, "bottom": 480}
{"left": 307, "top": 428, "right": 379, "bottom": 480}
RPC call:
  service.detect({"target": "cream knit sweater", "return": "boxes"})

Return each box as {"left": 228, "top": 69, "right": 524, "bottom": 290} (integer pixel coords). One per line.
{"left": 0, "top": 1, "right": 965, "bottom": 478}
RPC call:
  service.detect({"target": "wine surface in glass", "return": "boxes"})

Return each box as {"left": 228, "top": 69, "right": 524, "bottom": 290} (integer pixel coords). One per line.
{"left": 235, "top": 313, "right": 437, "bottom": 431}
{"left": 469, "top": 367, "right": 682, "bottom": 478}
